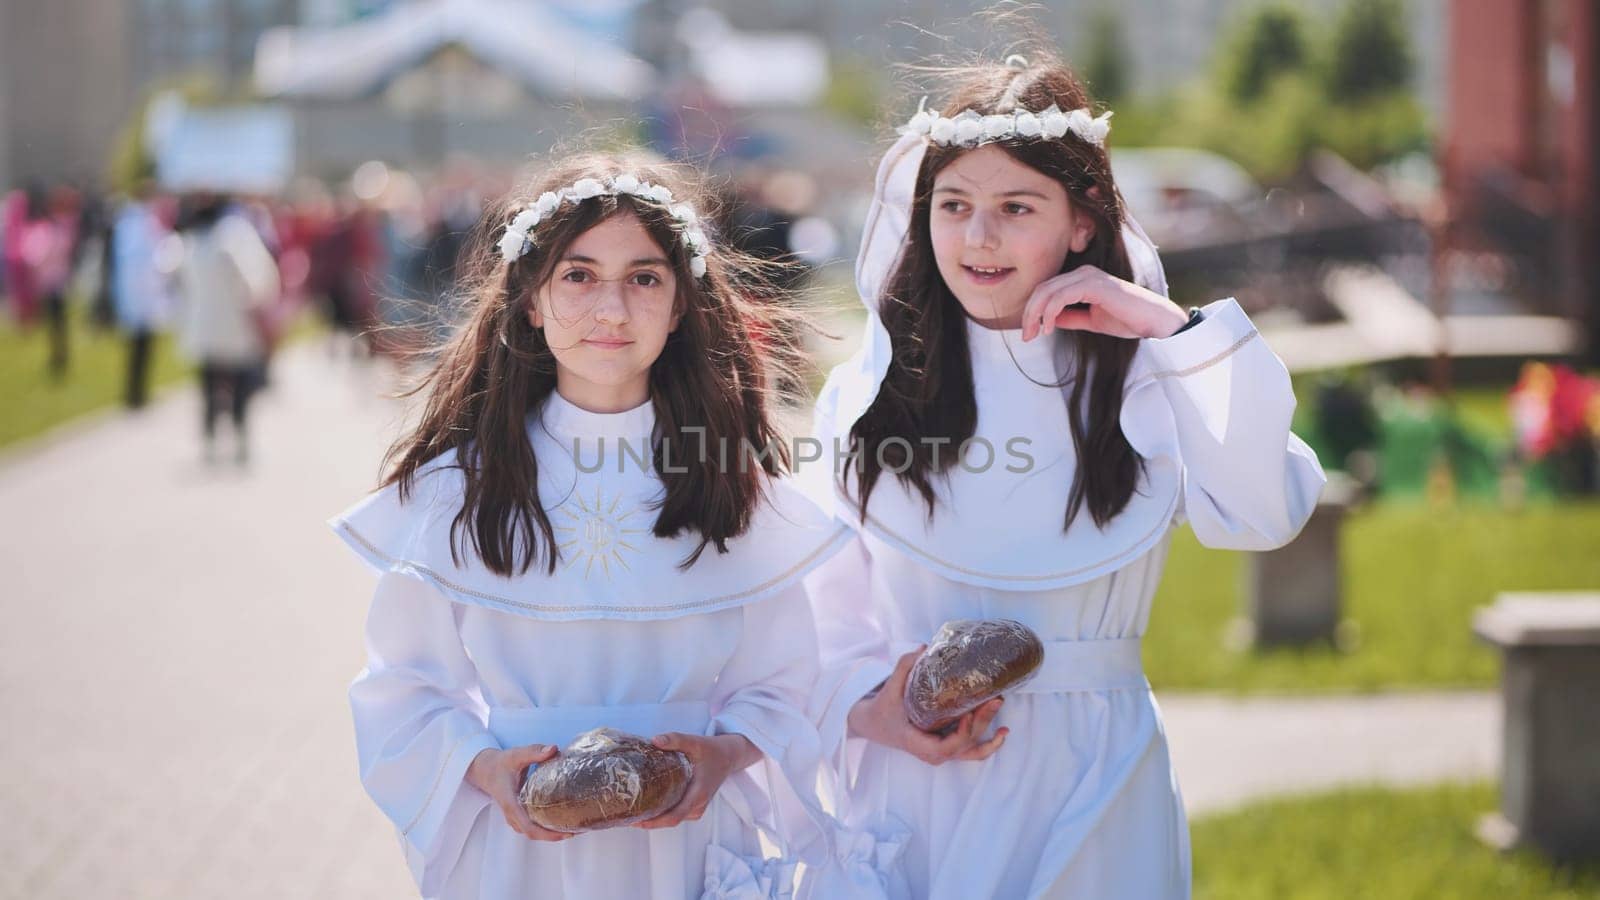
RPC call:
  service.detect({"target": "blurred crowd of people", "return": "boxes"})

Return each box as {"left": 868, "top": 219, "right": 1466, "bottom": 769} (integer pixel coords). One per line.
{"left": 0, "top": 159, "right": 832, "bottom": 465}
{"left": 0, "top": 167, "right": 479, "bottom": 464}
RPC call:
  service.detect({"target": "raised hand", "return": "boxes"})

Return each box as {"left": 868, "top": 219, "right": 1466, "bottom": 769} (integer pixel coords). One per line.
{"left": 1020, "top": 264, "right": 1188, "bottom": 342}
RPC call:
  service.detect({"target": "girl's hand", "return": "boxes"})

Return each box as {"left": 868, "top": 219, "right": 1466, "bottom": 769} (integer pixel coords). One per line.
{"left": 466, "top": 745, "right": 574, "bottom": 842}
{"left": 847, "top": 646, "right": 1009, "bottom": 766}
{"left": 634, "top": 732, "right": 761, "bottom": 829}
{"left": 1020, "top": 265, "right": 1189, "bottom": 341}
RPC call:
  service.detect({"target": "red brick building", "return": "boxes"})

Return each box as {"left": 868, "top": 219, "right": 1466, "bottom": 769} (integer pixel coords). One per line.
{"left": 1444, "top": 0, "right": 1597, "bottom": 360}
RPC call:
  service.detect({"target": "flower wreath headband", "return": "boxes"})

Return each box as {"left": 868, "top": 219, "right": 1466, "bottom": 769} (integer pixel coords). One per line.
{"left": 498, "top": 174, "right": 711, "bottom": 278}
{"left": 901, "top": 96, "right": 1114, "bottom": 148}
{"left": 899, "top": 58, "right": 1114, "bottom": 149}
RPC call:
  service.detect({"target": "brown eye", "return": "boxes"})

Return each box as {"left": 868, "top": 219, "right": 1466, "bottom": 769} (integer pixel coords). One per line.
{"left": 562, "top": 269, "right": 592, "bottom": 283}
{"left": 631, "top": 272, "right": 662, "bottom": 287}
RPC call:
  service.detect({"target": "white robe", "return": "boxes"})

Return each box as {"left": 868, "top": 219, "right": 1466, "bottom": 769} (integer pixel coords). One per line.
{"left": 801, "top": 299, "right": 1327, "bottom": 899}
{"left": 336, "top": 392, "right": 851, "bottom": 899}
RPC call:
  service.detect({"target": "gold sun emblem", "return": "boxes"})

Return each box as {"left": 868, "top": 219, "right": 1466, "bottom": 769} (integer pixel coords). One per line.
{"left": 553, "top": 485, "right": 646, "bottom": 580}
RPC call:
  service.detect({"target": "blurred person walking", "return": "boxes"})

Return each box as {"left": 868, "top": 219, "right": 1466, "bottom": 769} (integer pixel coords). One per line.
{"left": 308, "top": 199, "right": 381, "bottom": 359}
{"left": 3, "top": 185, "right": 79, "bottom": 377}
{"left": 108, "top": 186, "right": 174, "bottom": 409}
{"left": 172, "top": 194, "right": 280, "bottom": 465}
{"left": 2, "top": 188, "right": 37, "bottom": 323}
{"left": 39, "top": 186, "right": 83, "bottom": 379}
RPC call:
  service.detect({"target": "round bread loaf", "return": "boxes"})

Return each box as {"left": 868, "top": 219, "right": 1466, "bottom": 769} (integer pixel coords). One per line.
{"left": 904, "top": 619, "right": 1045, "bottom": 732}
{"left": 518, "top": 727, "right": 693, "bottom": 833}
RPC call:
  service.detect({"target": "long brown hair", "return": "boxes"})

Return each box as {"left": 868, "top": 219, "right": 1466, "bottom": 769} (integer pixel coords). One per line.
{"left": 848, "top": 53, "right": 1146, "bottom": 531}
{"left": 383, "top": 152, "right": 804, "bottom": 576}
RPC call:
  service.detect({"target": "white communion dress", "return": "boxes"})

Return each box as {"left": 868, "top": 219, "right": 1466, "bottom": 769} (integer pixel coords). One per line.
{"left": 800, "top": 298, "right": 1327, "bottom": 899}
{"left": 334, "top": 391, "right": 852, "bottom": 899}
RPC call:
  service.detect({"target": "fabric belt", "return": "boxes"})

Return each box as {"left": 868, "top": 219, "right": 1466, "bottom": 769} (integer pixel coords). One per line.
{"left": 1017, "top": 637, "right": 1148, "bottom": 693}
{"left": 487, "top": 700, "right": 712, "bottom": 750}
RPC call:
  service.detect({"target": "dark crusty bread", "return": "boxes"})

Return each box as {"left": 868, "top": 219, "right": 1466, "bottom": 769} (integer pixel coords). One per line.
{"left": 518, "top": 727, "right": 693, "bottom": 833}
{"left": 904, "top": 619, "right": 1045, "bottom": 732}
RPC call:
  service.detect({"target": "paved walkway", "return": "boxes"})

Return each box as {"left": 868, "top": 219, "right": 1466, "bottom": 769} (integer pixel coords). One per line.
{"left": 0, "top": 343, "right": 1497, "bottom": 898}
{"left": 0, "top": 344, "right": 415, "bottom": 899}
{"left": 1160, "top": 690, "right": 1497, "bottom": 814}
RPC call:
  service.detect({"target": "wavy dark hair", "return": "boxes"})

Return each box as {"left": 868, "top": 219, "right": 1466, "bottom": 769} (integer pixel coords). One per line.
{"left": 383, "top": 151, "right": 805, "bottom": 576}
{"left": 847, "top": 52, "right": 1146, "bottom": 531}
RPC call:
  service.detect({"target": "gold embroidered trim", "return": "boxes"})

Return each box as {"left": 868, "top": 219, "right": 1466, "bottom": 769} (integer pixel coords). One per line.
{"left": 402, "top": 731, "right": 481, "bottom": 836}
{"left": 1131, "top": 328, "right": 1259, "bottom": 390}
{"left": 843, "top": 488, "right": 1176, "bottom": 583}
{"left": 340, "top": 521, "right": 850, "bottom": 615}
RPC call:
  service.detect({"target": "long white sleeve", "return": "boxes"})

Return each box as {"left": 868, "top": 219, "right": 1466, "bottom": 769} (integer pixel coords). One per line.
{"left": 707, "top": 582, "right": 835, "bottom": 865}
{"left": 801, "top": 534, "right": 896, "bottom": 790}
{"left": 349, "top": 572, "right": 500, "bottom": 897}
{"left": 1122, "top": 297, "right": 1327, "bottom": 551}
{"left": 798, "top": 372, "right": 899, "bottom": 775}
{"left": 793, "top": 543, "right": 913, "bottom": 900}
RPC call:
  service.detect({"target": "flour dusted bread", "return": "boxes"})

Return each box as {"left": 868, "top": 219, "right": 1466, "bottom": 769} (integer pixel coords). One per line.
{"left": 904, "top": 619, "right": 1045, "bottom": 732}
{"left": 518, "top": 728, "right": 693, "bottom": 833}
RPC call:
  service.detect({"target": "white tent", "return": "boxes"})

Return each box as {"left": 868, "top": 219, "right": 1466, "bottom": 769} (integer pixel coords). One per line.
{"left": 677, "top": 9, "right": 829, "bottom": 107}
{"left": 254, "top": 0, "right": 651, "bottom": 102}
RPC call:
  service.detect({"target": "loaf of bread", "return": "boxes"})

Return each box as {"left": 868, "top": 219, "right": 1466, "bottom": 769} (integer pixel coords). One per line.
{"left": 518, "top": 728, "right": 693, "bottom": 833}
{"left": 903, "top": 619, "right": 1045, "bottom": 732}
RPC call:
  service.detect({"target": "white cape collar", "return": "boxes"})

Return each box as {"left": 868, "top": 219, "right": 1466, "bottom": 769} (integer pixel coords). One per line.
{"left": 819, "top": 320, "right": 1180, "bottom": 591}
{"left": 333, "top": 395, "right": 849, "bottom": 621}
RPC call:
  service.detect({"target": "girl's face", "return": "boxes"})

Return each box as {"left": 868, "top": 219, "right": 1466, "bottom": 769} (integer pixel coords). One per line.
{"left": 928, "top": 144, "right": 1096, "bottom": 329}
{"left": 530, "top": 212, "right": 681, "bottom": 413}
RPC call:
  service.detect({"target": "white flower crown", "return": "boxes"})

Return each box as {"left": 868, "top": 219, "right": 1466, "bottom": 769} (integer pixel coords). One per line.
{"left": 498, "top": 174, "right": 710, "bottom": 277}
{"left": 901, "top": 97, "right": 1114, "bottom": 149}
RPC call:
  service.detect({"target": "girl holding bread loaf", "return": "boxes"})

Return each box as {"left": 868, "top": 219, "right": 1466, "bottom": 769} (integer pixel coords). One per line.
{"left": 798, "top": 48, "right": 1327, "bottom": 898}
{"left": 333, "top": 152, "right": 850, "bottom": 899}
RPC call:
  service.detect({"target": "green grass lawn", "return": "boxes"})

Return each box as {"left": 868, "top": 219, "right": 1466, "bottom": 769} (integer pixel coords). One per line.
{"left": 0, "top": 306, "right": 193, "bottom": 449}
{"left": 1, "top": 301, "right": 324, "bottom": 451}
{"left": 1144, "top": 501, "right": 1600, "bottom": 693}
{"left": 1193, "top": 783, "right": 1600, "bottom": 899}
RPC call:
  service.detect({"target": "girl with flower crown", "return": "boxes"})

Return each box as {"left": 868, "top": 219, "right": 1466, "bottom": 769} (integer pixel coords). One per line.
{"left": 333, "top": 151, "right": 849, "bottom": 899}
{"left": 797, "top": 53, "right": 1326, "bottom": 898}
